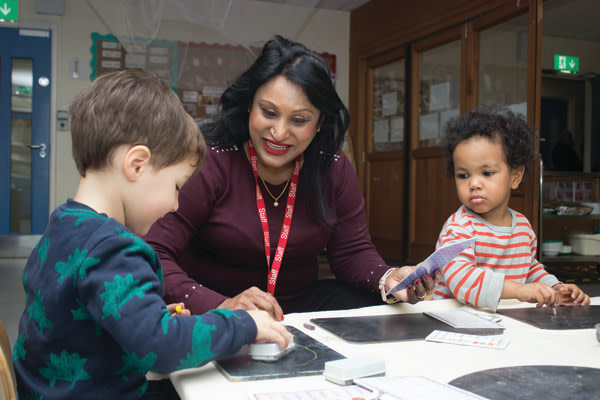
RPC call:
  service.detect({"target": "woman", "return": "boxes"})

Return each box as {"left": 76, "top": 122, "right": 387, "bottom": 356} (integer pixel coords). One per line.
{"left": 144, "top": 36, "right": 439, "bottom": 321}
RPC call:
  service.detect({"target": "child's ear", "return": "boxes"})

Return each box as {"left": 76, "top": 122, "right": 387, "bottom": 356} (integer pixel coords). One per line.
{"left": 511, "top": 165, "right": 525, "bottom": 189}
{"left": 123, "top": 145, "right": 151, "bottom": 182}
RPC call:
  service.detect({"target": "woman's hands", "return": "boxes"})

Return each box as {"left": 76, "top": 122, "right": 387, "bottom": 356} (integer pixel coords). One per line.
{"left": 217, "top": 288, "right": 290, "bottom": 350}
{"left": 169, "top": 300, "right": 290, "bottom": 350}
{"left": 218, "top": 286, "right": 285, "bottom": 321}
{"left": 385, "top": 267, "right": 442, "bottom": 304}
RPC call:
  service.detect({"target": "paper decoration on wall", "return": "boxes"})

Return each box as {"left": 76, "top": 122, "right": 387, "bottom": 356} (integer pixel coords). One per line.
{"left": 90, "top": 33, "right": 178, "bottom": 88}
{"left": 90, "top": 33, "right": 337, "bottom": 119}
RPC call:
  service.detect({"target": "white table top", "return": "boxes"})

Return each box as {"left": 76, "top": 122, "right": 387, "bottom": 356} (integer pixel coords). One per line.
{"left": 168, "top": 297, "right": 600, "bottom": 400}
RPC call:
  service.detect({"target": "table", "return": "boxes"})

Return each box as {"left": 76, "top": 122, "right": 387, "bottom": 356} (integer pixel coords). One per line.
{"left": 169, "top": 297, "right": 600, "bottom": 399}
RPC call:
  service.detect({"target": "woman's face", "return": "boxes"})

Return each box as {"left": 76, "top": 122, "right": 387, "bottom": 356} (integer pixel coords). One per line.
{"left": 248, "top": 75, "right": 321, "bottom": 181}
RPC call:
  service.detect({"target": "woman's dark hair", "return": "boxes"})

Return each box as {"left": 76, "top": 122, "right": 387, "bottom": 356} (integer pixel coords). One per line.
{"left": 200, "top": 35, "right": 350, "bottom": 228}
{"left": 443, "top": 106, "right": 534, "bottom": 176}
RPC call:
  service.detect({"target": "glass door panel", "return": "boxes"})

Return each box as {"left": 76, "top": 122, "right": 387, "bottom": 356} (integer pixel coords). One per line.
{"left": 0, "top": 27, "right": 52, "bottom": 235}
{"left": 372, "top": 59, "right": 405, "bottom": 152}
{"left": 365, "top": 49, "right": 407, "bottom": 259}
{"left": 418, "top": 40, "right": 461, "bottom": 148}
{"left": 473, "top": 5, "right": 536, "bottom": 240}
{"left": 478, "top": 17, "right": 528, "bottom": 116}
{"left": 11, "top": 59, "right": 34, "bottom": 233}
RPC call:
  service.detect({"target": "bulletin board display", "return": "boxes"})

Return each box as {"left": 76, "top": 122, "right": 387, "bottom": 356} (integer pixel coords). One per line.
{"left": 175, "top": 41, "right": 260, "bottom": 119}
{"left": 90, "top": 33, "right": 178, "bottom": 87}
{"left": 90, "top": 33, "right": 337, "bottom": 119}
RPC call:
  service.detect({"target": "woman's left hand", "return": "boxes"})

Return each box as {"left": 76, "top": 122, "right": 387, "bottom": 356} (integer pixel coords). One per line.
{"left": 385, "top": 266, "right": 441, "bottom": 304}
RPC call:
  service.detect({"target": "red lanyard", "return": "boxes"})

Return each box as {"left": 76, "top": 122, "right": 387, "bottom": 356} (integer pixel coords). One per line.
{"left": 248, "top": 140, "right": 301, "bottom": 295}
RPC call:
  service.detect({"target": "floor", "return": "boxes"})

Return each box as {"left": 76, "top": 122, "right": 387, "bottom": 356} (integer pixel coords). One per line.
{"left": 0, "top": 235, "right": 40, "bottom": 348}
{"left": 2, "top": 235, "right": 600, "bottom": 350}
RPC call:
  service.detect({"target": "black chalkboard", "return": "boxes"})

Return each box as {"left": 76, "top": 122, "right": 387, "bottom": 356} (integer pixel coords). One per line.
{"left": 214, "top": 326, "right": 345, "bottom": 381}
{"left": 497, "top": 305, "right": 600, "bottom": 329}
{"left": 450, "top": 365, "right": 600, "bottom": 400}
{"left": 310, "top": 313, "right": 504, "bottom": 343}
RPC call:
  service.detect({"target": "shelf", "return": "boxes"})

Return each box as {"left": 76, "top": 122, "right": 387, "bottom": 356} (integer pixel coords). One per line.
{"left": 541, "top": 175, "right": 600, "bottom": 267}
{"left": 543, "top": 214, "right": 600, "bottom": 220}
{"left": 542, "top": 255, "right": 600, "bottom": 264}
{"left": 543, "top": 171, "right": 600, "bottom": 179}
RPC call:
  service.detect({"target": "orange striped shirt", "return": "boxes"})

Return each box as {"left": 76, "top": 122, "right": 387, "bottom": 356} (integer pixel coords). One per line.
{"left": 433, "top": 206, "right": 559, "bottom": 310}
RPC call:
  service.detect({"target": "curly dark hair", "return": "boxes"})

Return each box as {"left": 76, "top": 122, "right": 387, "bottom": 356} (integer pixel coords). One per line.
{"left": 200, "top": 35, "right": 350, "bottom": 229}
{"left": 443, "top": 106, "right": 534, "bottom": 176}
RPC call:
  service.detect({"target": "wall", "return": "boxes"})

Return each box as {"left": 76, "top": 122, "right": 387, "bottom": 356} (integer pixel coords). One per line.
{"left": 542, "top": 36, "right": 600, "bottom": 75}
{"left": 1, "top": 0, "right": 350, "bottom": 210}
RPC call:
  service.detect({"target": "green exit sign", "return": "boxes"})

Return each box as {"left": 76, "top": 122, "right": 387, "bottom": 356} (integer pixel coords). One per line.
{"left": 554, "top": 54, "right": 579, "bottom": 74}
{"left": 0, "top": 1, "right": 18, "bottom": 21}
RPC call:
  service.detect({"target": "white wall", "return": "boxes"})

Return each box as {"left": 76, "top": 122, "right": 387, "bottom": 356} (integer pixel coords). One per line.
{"left": 542, "top": 36, "right": 600, "bottom": 76}
{"left": 1, "top": 0, "right": 350, "bottom": 210}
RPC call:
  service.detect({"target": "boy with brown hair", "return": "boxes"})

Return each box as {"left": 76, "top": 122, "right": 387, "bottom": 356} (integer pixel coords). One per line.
{"left": 14, "top": 69, "right": 290, "bottom": 399}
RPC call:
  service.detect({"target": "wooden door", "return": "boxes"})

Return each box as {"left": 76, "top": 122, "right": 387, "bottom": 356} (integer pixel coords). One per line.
{"left": 364, "top": 48, "right": 407, "bottom": 260}
{"left": 408, "top": 27, "right": 463, "bottom": 263}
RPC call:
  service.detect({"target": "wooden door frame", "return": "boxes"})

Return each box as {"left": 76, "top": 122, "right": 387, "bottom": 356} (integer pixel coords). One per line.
{"left": 349, "top": 0, "right": 544, "bottom": 261}
{"left": 408, "top": 26, "right": 462, "bottom": 261}
{"left": 361, "top": 47, "right": 408, "bottom": 258}
{"left": 470, "top": 0, "right": 542, "bottom": 230}
{"left": 363, "top": 47, "right": 407, "bottom": 213}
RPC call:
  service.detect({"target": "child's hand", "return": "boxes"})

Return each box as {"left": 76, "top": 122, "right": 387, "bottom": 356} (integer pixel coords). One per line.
{"left": 516, "top": 282, "right": 559, "bottom": 308}
{"left": 553, "top": 283, "right": 591, "bottom": 305}
{"left": 167, "top": 302, "right": 190, "bottom": 317}
{"left": 247, "top": 309, "right": 292, "bottom": 350}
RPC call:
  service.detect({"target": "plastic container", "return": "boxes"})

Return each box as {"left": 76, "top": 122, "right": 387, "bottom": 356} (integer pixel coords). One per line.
{"left": 580, "top": 202, "right": 600, "bottom": 215}
{"left": 568, "top": 232, "right": 600, "bottom": 256}
{"left": 542, "top": 240, "right": 563, "bottom": 257}
{"left": 559, "top": 244, "right": 572, "bottom": 255}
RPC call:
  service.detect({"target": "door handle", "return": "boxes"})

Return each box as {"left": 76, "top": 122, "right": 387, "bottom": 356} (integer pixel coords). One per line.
{"left": 28, "top": 143, "right": 47, "bottom": 158}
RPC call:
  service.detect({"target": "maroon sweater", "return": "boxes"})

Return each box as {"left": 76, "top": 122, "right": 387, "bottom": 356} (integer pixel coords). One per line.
{"left": 144, "top": 144, "right": 390, "bottom": 313}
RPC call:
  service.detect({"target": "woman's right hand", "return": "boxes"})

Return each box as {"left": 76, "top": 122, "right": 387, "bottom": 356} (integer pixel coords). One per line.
{"left": 247, "top": 309, "right": 292, "bottom": 350}
{"left": 218, "top": 286, "right": 285, "bottom": 321}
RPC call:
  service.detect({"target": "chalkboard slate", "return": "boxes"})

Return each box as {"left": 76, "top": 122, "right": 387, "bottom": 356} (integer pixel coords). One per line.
{"left": 450, "top": 365, "right": 600, "bottom": 400}
{"left": 214, "top": 326, "right": 345, "bottom": 381}
{"left": 497, "top": 305, "right": 599, "bottom": 329}
{"left": 310, "top": 313, "right": 504, "bottom": 343}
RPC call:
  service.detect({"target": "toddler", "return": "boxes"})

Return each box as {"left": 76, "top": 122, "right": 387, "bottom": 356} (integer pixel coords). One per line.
{"left": 433, "top": 107, "right": 590, "bottom": 310}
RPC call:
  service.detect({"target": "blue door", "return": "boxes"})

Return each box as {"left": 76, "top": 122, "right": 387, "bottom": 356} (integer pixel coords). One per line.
{"left": 0, "top": 27, "right": 51, "bottom": 234}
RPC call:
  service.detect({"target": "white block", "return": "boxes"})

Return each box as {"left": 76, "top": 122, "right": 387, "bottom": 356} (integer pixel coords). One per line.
{"left": 323, "top": 356, "right": 386, "bottom": 385}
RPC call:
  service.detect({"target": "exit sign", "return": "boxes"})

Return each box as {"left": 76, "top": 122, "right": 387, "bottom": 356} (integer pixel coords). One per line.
{"left": 0, "top": 1, "right": 18, "bottom": 21}
{"left": 554, "top": 54, "right": 579, "bottom": 74}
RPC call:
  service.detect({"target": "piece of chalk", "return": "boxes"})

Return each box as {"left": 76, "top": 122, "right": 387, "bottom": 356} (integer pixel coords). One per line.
{"left": 303, "top": 322, "right": 315, "bottom": 330}
{"left": 175, "top": 305, "right": 182, "bottom": 315}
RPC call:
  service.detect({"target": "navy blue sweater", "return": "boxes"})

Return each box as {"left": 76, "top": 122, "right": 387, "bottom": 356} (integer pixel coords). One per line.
{"left": 14, "top": 199, "right": 257, "bottom": 399}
